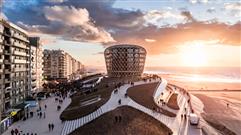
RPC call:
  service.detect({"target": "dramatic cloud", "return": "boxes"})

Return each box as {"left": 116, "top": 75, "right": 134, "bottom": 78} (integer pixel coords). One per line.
{"left": 109, "top": 21, "right": 241, "bottom": 55}
{"left": 3, "top": 0, "right": 241, "bottom": 55}
{"left": 18, "top": 6, "right": 114, "bottom": 43}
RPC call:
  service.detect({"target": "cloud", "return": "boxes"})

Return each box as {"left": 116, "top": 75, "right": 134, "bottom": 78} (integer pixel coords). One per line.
{"left": 48, "top": 0, "right": 67, "bottom": 3}
{"left": 225, "top": 2, "right": 241, "bottom": 17}
{"left": 3, "top": 0, "right": 241, "bottom": 55}
{"left": 144, "top": 10, "right": 185, "bottom": 26}
{"left": 207, "top": 7, "right": 216, "bottom": 13}
{"left": 181, "top": 11, "right": 196, "bottom": 22}
{"left": 108, "top": 21, "right": 241, "bottom": 55}
{"left": 18, "top": 6, "right": 115, "bottom": 43}
{"left": 189, "top": 0, "right": 209, "bottom": 4}
{"left": 145, "top": 39, "right": 156, "bottom": 43}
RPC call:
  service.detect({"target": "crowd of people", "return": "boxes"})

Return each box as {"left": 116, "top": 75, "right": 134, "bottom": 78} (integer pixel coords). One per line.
{"left": 7, "top": 88, "right": 71, "bottom": 135}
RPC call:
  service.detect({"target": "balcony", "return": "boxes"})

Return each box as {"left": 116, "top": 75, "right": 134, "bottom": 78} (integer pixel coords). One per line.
{"left": 13, "top": 67, "right": 27, "bottom": 72}
{"left": 4, "top": 50, "right": 11, "bottom": 55}
{"left": 0, "top": 38, "right": 3, "bottom": 44}
{"left": 4, "top": 40, "right": 12, "bottom": 46}
{"left": 4, "top": 60, "right": 11, "bottom": 64}
{"left": 13, "top": 33, "right": 29, "bottom": 43}
{"left": 0, "top": 47, "right": 3, "bottom": 53}
{"left": 31, "top": 74, "right": 37, "bottom": 80}
{"left": 13, "top": 59, "right": 27, "bottom": 64}
{"left": 0, "top": 26, "right": 3, "bottom": 33}
{"left": 13, "top": 42, "right": 27, "bottom": 49}
{"left": 3, "top": 30, "right": 12, "bottom": 37}
{"left": 31, "top": 81, "right": 36, "bottom": 87}
{"left": 4, "top": 69, "right": 11, "bottom": 73}
{"left": 4, "top": 78, "right": 11, "bottom": 83}
{"left": 13, "top": 50, "right": 27, "bottom": 56}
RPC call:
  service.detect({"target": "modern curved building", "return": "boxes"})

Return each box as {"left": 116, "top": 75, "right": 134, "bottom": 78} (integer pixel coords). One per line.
{"left": 104, "top": 44, "right": 147, "bottom": 78}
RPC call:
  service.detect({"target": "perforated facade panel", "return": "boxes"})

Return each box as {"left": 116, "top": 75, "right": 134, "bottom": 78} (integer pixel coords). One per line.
{"left": 104, "top": 44, "right": 146, "bottom": 77}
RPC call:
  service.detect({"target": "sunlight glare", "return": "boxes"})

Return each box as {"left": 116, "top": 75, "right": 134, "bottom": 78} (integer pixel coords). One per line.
{"left": 180, "top": 42, "right": 208, "bottom": 67}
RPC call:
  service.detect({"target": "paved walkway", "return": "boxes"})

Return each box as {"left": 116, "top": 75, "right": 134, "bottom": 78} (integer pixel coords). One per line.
{"left": 61, "top": 79, "right": 190, "bottom": 135}
{"left": 3, "top": 78, "right": 216, "bottom": 135}
{"left": 3, "top": 95, "right": 71, "bottom": 135}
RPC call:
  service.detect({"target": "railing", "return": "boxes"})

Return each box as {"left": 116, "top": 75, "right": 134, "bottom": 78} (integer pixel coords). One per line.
{"left": 13, "top": 42, "right": 27, "bottom": 49}
{"left": 13, "top": 33, "right": 29, "bottom": 42}
{"left": 13, "top": 59, "right": 27, "bottom": 64}
{"left": 13, "top": 50, "right": 27, "bottom": 56}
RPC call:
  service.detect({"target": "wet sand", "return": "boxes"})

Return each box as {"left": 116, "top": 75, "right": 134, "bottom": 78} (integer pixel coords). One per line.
{"left": 193, "top": 92, "right": 241, "bottom": 135}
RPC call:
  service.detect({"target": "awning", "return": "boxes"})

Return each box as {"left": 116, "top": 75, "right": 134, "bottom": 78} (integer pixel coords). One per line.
{"left": 13, "top": 103, "right": 30, "bottom": 110}
{"left": 5, "top": 109, "right": 21, "bottom": 117}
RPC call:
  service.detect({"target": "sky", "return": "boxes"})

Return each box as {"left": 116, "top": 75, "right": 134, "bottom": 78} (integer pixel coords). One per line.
{"left": 1, "top": 0, "right": 241, "bottom": 70}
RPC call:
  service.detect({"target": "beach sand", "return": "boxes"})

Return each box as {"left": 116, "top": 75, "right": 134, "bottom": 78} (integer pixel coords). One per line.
{"left": 162, "top": 76, "right": 241, "bottom": 134}
{"left": 193, "top": 92, "right": 241, "bottom": 135}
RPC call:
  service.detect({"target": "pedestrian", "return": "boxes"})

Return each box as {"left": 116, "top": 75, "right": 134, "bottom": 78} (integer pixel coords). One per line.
{"left": 115, "top": 116, "right": 118, "bottom": 123}
{"left": 39, "top": 112, "right": 42, "bottom": 118}
{"left": 11, "top": 129, "right": 14, "bottom": 135}
{"left": 48, "top": 123, "right": 51, "bottom": 131}
{"left": 51, "top": 123, "right": 54, "bottom": 131}
{"left": 119, "top": 115, "right": 122, "bottom": 122}
{"left": 45, "top": 104, "right": 47, "bottom": 109}
{"left": 15, "top": 128, "right": 19, "bottom": 135}
{"left": 30, "top": 112, "right": 33, "bottom": 117}
{"left": 118, "top": 99, "right": 121, "bottom": 105}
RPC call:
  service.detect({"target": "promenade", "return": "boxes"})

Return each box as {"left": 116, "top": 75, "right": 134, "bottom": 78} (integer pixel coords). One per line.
{"left": 2, "top": 78, "right": 219, "bottom": 135}
{"left": 61, "top": 79, "right": 190, "bottom": 135}
{"left": 3, "top": 95, "right": 71, "bottom": 135}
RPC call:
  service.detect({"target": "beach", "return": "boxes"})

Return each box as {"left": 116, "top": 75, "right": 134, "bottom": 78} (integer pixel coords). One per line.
{"left": 163, "top": 76, "right": 241, "bottom": 135}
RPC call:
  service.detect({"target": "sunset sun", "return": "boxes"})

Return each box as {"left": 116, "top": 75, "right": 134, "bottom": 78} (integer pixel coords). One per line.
{"left": 180, "top": 42, "right": 208, "bottom": 67}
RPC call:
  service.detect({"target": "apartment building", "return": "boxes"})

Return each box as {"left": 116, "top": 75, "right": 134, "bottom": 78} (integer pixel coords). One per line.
{"left": 0, "top": 19, "right": 31, "bottom": 133}
{"left": 29, "top": 37, "right": 43, "bottom": 93}
{"left": 43, "top": 49, "right": 83, "bottom": 80}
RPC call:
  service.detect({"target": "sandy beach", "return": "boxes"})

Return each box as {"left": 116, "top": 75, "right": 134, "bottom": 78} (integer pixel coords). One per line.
{"left": 193, "top": 92, "right": 241, "bottom": 135}
{"left": 162, "top": 76, "right": 241, "bottom": 134}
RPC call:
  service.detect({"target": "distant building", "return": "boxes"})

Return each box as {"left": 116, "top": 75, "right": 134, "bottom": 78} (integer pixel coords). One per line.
{"left": 104, "top": 44, "right": 146, "bottom": 78}
{"left": 29, "top": 37, "right": 43, "bottom": 93}
{"left": 43, "top": 49, "right": 84, "bottom": 80}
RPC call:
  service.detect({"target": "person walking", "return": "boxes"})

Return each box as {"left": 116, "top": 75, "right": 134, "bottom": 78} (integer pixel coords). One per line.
{"left": 11, "top": 129, "right": 14, "bottom": 135}
{"left": 51, "top": 123, "right": 54, "bottom": 131}
{"left": 48, "top": 123, "right": 51, "bottom": 131}
{"left": 14, "top": 128, "right": 19, "bottom": 135}
{"left": 115, "top": 116, "right": 118, "bottom": 123}
{"left": 44, "top": 104, "right": 47, "bottom": 109}
{"left": 39, "top": 112, "right": 42, "bottom": 119}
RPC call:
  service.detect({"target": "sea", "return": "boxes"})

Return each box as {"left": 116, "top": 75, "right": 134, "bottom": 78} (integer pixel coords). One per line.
{"left": 144, "top": 67, "right": 241, "bottom": 84}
